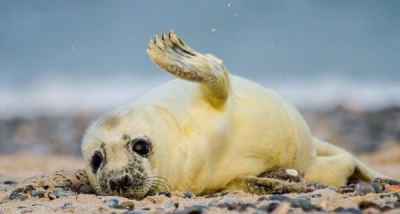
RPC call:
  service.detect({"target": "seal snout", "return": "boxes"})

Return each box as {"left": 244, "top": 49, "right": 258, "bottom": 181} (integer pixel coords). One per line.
{"left": 109, "top": 175, "right": 132, "bottom": 192}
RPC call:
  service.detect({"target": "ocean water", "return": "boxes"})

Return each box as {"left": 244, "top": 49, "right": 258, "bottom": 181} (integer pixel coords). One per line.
{"left": 1, "top": 73, "right": 399, "bottom": 119}
{"left": 1, "top": 1, "right": 399, "bottom": 118}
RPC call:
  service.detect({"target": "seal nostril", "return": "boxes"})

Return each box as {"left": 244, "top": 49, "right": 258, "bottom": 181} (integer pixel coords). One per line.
{"left": 109, "top": 180, "right": 117, "bottom": 191}
{"left": 124, "top": 175, "right": 131, "bottom": 187}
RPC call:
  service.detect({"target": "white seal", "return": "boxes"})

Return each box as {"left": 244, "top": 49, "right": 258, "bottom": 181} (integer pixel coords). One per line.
{"left": 81, "top": 31, "right": 385, "bottom": 199}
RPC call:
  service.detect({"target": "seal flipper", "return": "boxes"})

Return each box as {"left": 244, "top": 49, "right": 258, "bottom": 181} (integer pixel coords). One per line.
{"left": 223, "top": 169, "right": 306, "bottom": 194}
{"left": 147, "top": 30, "right": 230, "bottom": 108}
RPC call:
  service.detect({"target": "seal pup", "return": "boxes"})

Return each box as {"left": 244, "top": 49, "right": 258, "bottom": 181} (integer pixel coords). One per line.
{"left": 82, "top": 31, "right": 385, "bottom": 199}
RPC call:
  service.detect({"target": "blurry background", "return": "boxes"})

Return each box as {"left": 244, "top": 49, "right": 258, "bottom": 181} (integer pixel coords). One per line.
{"left": 1, "top": 1, "right": 400, "bottom": 157}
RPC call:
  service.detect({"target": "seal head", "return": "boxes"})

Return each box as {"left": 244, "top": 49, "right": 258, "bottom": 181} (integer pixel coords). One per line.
{"left": 81, "top": 107, "right": 171, "bottom": 200}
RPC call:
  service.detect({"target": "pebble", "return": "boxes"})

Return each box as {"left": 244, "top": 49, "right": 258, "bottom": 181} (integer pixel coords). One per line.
{"left": 267, "top": 195, "right": 291, "bottom": 202}
{"left": 121, "top": 201, "right": 135, "bottom": 210}
{"left": 372, "top": 178, "right": 400, "bottom": 186}
{"left": 3, "top": 181, "right": 18, "bottom": 185}
{"left": 238, "top": 203, "right": 257, "bottom": 212}
{"left": 354, "top": 182, "right": 376, "bottom": 196}
{"left": 311, "top": 194, "right": 322, "bottom": 198}
{"left": 31, "top": 190, "right": 45, "bottom": 198}
{"left": 257, "top": 202, "right": 279, "bottom": 213}
{"left": 204, "top": 193, "right": 218, "bottom": 198}
{"left": 369, "top": 182, "right": 384, "bottom": 193}
{"left": 334, "top": 207, "right": 362, "bottom": 214}
{"left": 109, "top": 204, "right": 127, "bottom": 209}
{"left": 180, "top": 205, "right": 208, "bottom": 214}
{"left": 338, "top": 184, "right": 356, "bottom": 194}
{"left": 220, "top": 191, "right": 229, "bottom": 196}
{"left": 271, "top": 202, "right": 290, "bottom": 214}
{"left": 48, "top": 192, "right": 58, "bottom": 200}
{"left": 103, "top": 199, "right": 119, "bottom": 207}
{"left": 183, "top": 191, "right": 195, "bottom": 198}
{"left": 358, "top": 201, "right": 379, "bottom": 210}
{"left": 9, "top": 193, "right": 26, "bottom": 201}
{"left": 290, "top": 196, "right": 322, "bottom": 212}
{"left": 24, "top": 185, "right": 35, "bottom": 192}
{"left": 159, "top": 191, "right": 172, "bottom": 198}
{"left": 54, "top": 190, "right": 74, "bottom": 197}
{"left": 55, "top": 185, "right": 70, "bottom": 191}
{"left": 78, "top": 185, "right": 95, "bottom": 194}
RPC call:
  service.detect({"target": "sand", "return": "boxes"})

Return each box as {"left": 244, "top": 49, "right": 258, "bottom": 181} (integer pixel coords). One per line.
{"left": 0, "top": 142, "right": 400, "bottom": 214}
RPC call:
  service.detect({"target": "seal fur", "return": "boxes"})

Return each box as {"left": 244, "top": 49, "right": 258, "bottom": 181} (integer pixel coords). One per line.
{"left": 81, "top": 31, "right": 385, "bottom": 199}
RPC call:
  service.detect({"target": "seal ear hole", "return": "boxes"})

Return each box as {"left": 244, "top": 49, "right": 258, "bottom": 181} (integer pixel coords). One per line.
{"left": 91, "top": 151, "right": 103, "bottom": 173}
{"left": 132, "top": 139, "right": 151, "bottom": 157}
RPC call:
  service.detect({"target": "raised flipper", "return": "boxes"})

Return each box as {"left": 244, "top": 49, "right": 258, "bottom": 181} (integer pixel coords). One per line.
{"left": 147, "top": 30, "right": 230, "bottom": 108}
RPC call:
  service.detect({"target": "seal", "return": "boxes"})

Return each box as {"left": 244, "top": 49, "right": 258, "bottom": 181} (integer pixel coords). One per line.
{"left": 81, "top": 30, "right": 386, "bottom": 199}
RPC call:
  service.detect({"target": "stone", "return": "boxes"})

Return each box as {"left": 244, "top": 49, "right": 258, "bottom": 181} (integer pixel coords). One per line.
{"left": 31, "top": 190, "right": 45, "bottom": 198}
{"left": 9, "top": 193, "right": 26, "bottom": 201}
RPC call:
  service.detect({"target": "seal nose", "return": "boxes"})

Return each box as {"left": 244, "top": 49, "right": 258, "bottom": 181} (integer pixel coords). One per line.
{"left": 109, "top": 175, "right": 132, "bottom": 191}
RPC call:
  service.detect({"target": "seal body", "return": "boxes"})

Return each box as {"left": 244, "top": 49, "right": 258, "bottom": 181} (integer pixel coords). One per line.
{"left": 82, "top": 31, "right": 384, "bottom": 199}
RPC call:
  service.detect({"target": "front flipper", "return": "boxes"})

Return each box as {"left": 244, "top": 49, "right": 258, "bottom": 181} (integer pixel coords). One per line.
{"left": 147, "top": 30, "right": 230, "bottom": 108}
{"left": 224, "top": 169, "right": 307, "bottom": 194}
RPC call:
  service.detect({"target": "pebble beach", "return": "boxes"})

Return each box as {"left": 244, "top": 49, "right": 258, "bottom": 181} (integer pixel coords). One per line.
{"left": 1, "top": 106, "right": 400, "bottom": 214}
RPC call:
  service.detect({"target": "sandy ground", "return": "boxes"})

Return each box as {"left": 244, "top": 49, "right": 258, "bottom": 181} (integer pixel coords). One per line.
{"left": 0, "top": 142, "right": 399, "bottom": 214}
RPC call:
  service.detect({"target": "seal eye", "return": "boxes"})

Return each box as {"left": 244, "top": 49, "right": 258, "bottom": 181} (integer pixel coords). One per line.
{"left": 132, "top": 139, "right": 150, "bottom": 157}
{"left": 91, "top": 151, "right": 103, "bottom": 172}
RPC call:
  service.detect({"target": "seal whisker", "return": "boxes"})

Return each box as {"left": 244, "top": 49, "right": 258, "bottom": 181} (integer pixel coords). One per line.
{"left": 87, "top": 133, "right": 105, "bottom": 144}
{"left": 127, "top": 115, "right": 146, "bottom": 138}
{"left": 123, "top": 110, "right": 134, "bottom": 138}
{"left": 148, "top": 175, "right": 171, "bottom": 190}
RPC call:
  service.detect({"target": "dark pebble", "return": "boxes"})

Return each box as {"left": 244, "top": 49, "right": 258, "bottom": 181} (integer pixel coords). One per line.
{"left": 238, "top": 203, "right": 256, "bottom": 212}
{"left": 181, "top": 205, "right": 208, "bottom": 214}
{"left": 372, "top": 178, "right": 400, "bottom": 185}
{"left": 24, "top": 185, "right": 35, "bottom": 192}
{"left": 17, "top": 206, "right": 26, "bottom": 209}
{"left": 32, "top": 204, "right": 43, "bottom": 206}
{"left": 311, "top": 194, "right": 322, "bottom": 198}
{"left": 159, "top": 191, "right": 172, "bottom": 197}
{"left": 220, "top": 191, "right": 229, "bottom": 196}
{"left": 334, "top": 207, "right": 362, "bottom": 214}
{"left": 290, "top": 197, "right": 322, "bottom": 212}
{"left": 48, "top": 192, "right": 57, "bottom": 200}
{"left": 394, "top": 202, "right": 400, "bottom": 208}
{"left": 358, "top": 201, "right": 379, "bottom": 210}
{"left": 103, "top": 199, "right": 119, "bottom": 207}
{"left": 338, "top": 184, "right": 356, "bottom": 194}
{"left": 109, "top": 204, "right": 127, "bottom": 209}
{"left": 43, "top": 185, "right": 50, "bottom": 190}
{"left": 257, "top": 202, "right": 279, "bottom": 213}
{"left": 3, "top": 181, "right": 18, "bottom": 185}
{"left": 55, "top": 185, "right": 70, "bottom": 191}
{"left": 380, "top": 206, "right": 392, "bottom": 212}
{"left": 268, "top": 195, "right": 291, "bottom": 202}
{"left": 142, "top": 207, "right": 151, "bottom": 210}
{"left": 183, "top": 191, "right": 195, "bottom": 198}
{"left": 121, "top": 201, "right": 135, "bottom": 210}
{"left": 307, "top": 182, "right": 326, "bottom": 190}
{"left": 63, "top": 202, "right": 73, "bottom": 206}
{"left": 124, "top": 212, "right": 146, "bottom": 214}
{"left": 31, "top": 190, "right": 45, "bottom": 198}
{"left": 204, "top": 193, "right": 218, "bottom": 198}
{"left": 78, "top": 185, "right": 95, "bottom": 194}
{"left": 354, "top": 183, "right": 375, "bottom": 196}
{"left": 257, "top": 196, "right": 268, "bottom": 201}
{"left": 369, "top": 182, "right": 384, "bottom": 193}
{"left": 9, "top": 193, "right": 26, "bottom": 201}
